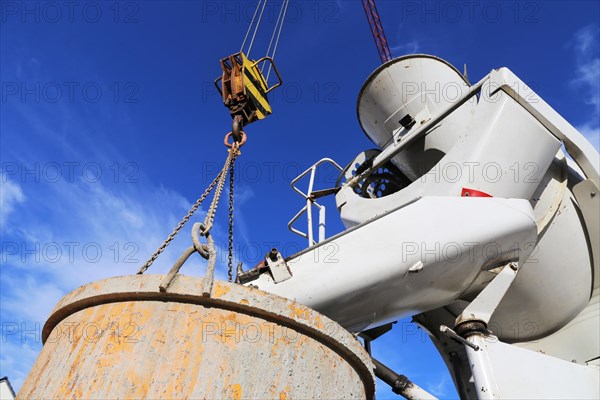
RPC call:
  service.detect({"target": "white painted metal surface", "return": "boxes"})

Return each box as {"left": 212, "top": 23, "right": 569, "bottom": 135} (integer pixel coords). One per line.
{"left": 518, "top": 287, "right": 600, "bottom": 365}
{"left": 254, "top": 196, "right": 537, "bottom": 331}
{"left": 0, "top": 378, "right": 16, "bottom": 400}
{"left": 466, "top": 335, "right": 600, "bottom": 399}
{"left": 255, "top": 54, "right": 600, "bottom": 399}
{"left": 489, "top": 68, "right": 599, "bottom": 185}
{"left": 456, "top": 263, "right": 518, "bottom": 326}
{"left": 356, "top": 55, "right": 477, "bottom": 181}
{"left": 336, "top": 57, "right": 594, "bottom": 342}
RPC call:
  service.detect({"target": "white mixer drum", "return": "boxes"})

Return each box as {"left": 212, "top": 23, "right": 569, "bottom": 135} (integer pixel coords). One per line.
{"left": 357, "top": 54, "right": 477, "bottom": 181}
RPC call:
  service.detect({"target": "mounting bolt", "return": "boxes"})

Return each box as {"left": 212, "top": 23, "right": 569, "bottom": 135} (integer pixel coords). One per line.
{"left": 510, "top": 262, "right": 518, "bottom": 271}
{"left": 441, "top": 325, "right": 480, "bottom": 351}
{"left": 268, "top": 248, "right": 279, "bottom": 262}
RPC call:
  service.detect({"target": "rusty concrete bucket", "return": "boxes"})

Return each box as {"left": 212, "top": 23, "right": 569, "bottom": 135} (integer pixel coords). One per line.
{"left": 18, "top": 275, "right": 375, "bottom": 399}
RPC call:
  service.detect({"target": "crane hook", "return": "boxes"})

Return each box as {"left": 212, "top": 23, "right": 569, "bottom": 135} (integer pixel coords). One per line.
{"left": 232, "top": 114, "right": 244, "bottom": 142}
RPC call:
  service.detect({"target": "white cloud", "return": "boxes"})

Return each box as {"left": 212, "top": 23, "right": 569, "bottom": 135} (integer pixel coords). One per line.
{"left": 574, "top": 57, "right": 600, "bottom": 115}
{"left": 0, "top": 340, "right": 40, "bottom": 391}
{"left": 425, "top": 374, "right": 452, "bottom": 398}
{"left": 2, "top": 178, "right": 211, "bottom": 290}
{"left": 0, "top": 51, "right": 248, "bottom": 394}
{"left": 577, "top": 122, "right": 600, "bottom": 152}
{"left": 391, "top": 40, "right": 421, "bottom": 55}
{"left": 575, "top": 26, "right": 599, "bottom": 59}
{"left": 1, "top": 274, "right": 64, "bottom": 324}
{"left": 571, "top": 25, "right": 600, "bottom": 149}
{"left": 0, "top": 176, "right": 227, "bottom": 391}
{"left": 0, "top": 177, "right": 26, "bottom": 228}
{"left": 0, "top": 178, "right": 205, "bottom": 339}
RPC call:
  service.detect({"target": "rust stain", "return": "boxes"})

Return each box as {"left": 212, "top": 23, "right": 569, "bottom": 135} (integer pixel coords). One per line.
{"left": 212, "top": 282, "right": 231, "bottom": 298}
{"left": 92, "top": 282, "right": 101, "bottom": 291}
{"left": 287, "top": 303, "right": 309, "bottom": 321}
{"left": 228, "top": 383, "right": 243, "bottom": 400}
{"left": 161, "top": 302, "right": 202, "bottom": 397}
{"left": 17, "top": 276, "right": 375, "bottom": 399}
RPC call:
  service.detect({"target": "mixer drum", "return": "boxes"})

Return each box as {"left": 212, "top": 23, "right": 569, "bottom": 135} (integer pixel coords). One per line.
{"left": 357, "top": 54, "right": 477, "bottom": 181}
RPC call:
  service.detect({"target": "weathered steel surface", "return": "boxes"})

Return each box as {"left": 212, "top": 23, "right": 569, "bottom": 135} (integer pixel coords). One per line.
{"left": 18, "top": 274, "right": 375, "bottom": 399}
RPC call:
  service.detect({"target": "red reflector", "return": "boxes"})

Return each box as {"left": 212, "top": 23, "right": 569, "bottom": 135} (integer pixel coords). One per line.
{"left": 462, "top": 188, "right": 493, "bottom": 197}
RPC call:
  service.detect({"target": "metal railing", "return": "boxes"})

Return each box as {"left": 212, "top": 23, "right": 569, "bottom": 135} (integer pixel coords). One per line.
{"left": 288, "top": 158, "right": 343, "bottom": 246}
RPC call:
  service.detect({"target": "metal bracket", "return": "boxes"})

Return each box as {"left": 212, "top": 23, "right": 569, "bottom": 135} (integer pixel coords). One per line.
{"left": 573, "top": 179, "right": 600, "bottom": 291}
{"left": 456, "top": 261, "right": 519, "bottom": 328}
{"left": 265, "top": 249, "right": 292, "bottom": 283}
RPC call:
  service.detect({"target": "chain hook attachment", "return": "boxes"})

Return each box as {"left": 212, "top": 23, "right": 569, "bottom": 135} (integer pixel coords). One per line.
{"left": 192, "top": 222, "right": 211, "bottom": 259}
{"left": 192, "top": 222, "right": 217, "bottom": 297}
{"left": 159, "top": 222, "right": 217, "bottom": 295}
{"left": 224, "top": 131, "right": 247, "bottom": 148}
{"left": 142, "top": 125, "right": 241, "bottom": 293}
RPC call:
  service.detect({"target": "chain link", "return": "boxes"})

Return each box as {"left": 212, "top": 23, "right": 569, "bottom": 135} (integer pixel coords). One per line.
{"left": 137, "top": 139, "right": 241, "bottom": 275}
{"left": 228, "top": 158, "right": 235, "bottom": 282}
{"left": 137, "top": 157, "right": 229, "bottom": 274}
{"left": 136, "top": 173, "right": 221, "bottom": 274}
{"left": 202, "top": 145, "right": 238, "bottom": 233}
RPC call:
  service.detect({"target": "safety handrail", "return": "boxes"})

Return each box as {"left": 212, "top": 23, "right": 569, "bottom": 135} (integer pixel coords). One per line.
{"left": 287, "top": 158, "right": 343, "bottom": 246}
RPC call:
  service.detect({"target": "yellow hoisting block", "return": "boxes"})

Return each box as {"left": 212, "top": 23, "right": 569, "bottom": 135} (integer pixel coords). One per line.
{"left": 215, "top": 52, "right": 283, "bottom": 140}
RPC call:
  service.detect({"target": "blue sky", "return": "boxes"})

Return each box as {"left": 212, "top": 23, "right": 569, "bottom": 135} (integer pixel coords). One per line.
{"left": 1, "top": 1, "right": 598, "bottom": 398}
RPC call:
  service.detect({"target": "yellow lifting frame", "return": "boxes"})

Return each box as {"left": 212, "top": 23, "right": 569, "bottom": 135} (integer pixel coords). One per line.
{"left": 215, "top": 52, "right": 283, "bottom": 129}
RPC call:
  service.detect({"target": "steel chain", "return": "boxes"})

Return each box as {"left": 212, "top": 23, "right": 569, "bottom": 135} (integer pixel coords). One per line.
{"left": 202, "top": 144, "right": 238, "bottom": 233}
{"left": 137, "top": 139, "right": 241, "bottom": 275}
{"left": 228, "top": 157, "right": 235, "bottom": 282}
{"left": 137, "top": 173, "right": 222, "bottom": 274}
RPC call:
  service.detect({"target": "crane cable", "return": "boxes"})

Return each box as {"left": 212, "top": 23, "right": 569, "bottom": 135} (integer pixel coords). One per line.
{"left": 240, "top": 0, "right": 289, "bottom": 72}
{"left": 239, "top": 0, "right": 262, "bottom": 54}
{"left": 240, "top": 0, "right": 268, "bottom": 58}
{"left": 263, "top": 0, "right": 290, "bottom": 81}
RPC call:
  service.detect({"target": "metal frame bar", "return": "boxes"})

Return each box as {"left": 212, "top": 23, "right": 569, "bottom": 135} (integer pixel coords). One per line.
{"left": 456, "top": 262, "right": 519, "bottom": 327}
{"left": 288, "top": 158, "right": 343, "bottom": 246}
{"left": 251, "top": 56, "right": 283, "bottom": 93}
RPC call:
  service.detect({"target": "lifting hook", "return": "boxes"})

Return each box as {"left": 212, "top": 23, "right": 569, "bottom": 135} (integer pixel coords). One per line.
{"left": 232, "top": 114, "right": 244, "bottom": 142}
